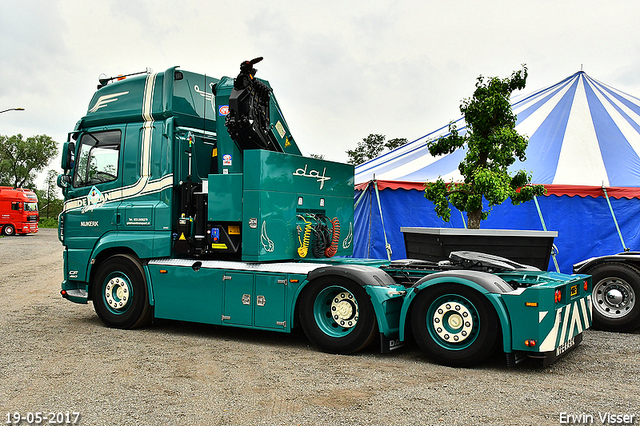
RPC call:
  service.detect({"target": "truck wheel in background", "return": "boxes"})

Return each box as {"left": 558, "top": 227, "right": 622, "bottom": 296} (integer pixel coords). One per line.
{"left": 299, "top": 277, "right": 378, "bottom": 354}
{"left": 2, "top": 224, "right": 15, "bottom": 236}
{"left": 587, "top": 263, "right": 640, "bottom": 332}
{"left": 410, "top": 284, "right": 499, "bottom": 367}
{"left": 91, "top": 254, "right": 153, "bottom": 329}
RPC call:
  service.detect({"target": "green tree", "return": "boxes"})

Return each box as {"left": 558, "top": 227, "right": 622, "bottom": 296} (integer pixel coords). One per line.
{"left": 0, "top": 134, "right": 58, "bottom": 188}
{"left": 424, "top": 65, "right": 545, "bottom": 229}
{"left": 38, "top": 169, "right": 63, "bottom": 220}
{"left": 346, "top": 134, "right": 408, "bottom": 166}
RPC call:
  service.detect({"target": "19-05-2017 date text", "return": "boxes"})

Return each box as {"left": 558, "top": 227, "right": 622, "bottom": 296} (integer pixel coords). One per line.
{"left": 5, "top": 412, "right": 80, "bottom": 424}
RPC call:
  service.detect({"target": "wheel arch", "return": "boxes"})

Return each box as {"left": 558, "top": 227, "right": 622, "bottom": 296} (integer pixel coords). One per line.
{"left": 306, "top": 264, "right": 397, "bottom": 288}
{"left": 399, "top": 271, "right": 512, "bottom": 352}
{"left": 574, "top": 254, "right": 640, "bottom": 274}
{"left": 88, "top": 247, "right": 144, "bottom": 300}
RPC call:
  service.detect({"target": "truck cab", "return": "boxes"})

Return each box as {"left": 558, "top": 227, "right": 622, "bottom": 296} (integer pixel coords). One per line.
{"left": 0, "top": 186, "right": 39, "bottom": 236}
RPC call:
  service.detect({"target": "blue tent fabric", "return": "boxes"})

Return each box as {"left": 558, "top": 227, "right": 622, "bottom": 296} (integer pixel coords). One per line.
{"left": 353, "top": 71, "right": 640, "bottom": 273}
{"left": 353, "top": 187, "right": 640, "bottom": 273}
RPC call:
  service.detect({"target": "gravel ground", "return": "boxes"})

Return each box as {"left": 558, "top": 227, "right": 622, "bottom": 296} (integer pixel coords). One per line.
{"left": 1, "top": 228, "right": 639, "bottom": 426}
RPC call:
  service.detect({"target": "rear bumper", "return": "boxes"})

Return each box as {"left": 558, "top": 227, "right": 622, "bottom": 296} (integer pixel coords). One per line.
{"left": 508, "top": 332, "right": 584, "bottom": 367}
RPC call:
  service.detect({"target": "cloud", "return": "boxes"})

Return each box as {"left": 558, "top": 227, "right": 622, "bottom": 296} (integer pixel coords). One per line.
{"left": 2, "top": 0, "right": 640, "bottom": 187}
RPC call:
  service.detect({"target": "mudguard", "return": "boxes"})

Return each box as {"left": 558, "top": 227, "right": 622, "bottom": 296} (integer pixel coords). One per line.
{"left": 397, "top": 270, "right": 513, "bottom": 352}
{"left": 573, "top": 252, "right": 640, "bottom": 273}
{"left": 306, "top": 264, "right": 397, "bottom": 288}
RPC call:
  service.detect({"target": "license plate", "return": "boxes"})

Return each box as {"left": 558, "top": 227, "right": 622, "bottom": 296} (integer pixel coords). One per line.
{"left": 556, "top": 337, "right": 576, "bottom": 356}
{"left": 570, "top": 284, "right": 578, "bottom": 297}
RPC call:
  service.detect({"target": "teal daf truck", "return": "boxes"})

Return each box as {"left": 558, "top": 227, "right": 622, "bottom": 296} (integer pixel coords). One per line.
{"left": 57, "top": 58, "right": 592, "bottom": 367}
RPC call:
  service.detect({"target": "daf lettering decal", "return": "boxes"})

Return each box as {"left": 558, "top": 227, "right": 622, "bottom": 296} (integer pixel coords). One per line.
{"left": 292, "top": 165, "right": 331, "bottom": 189}
{"left": 88, "top": 91, "right": 129, "bottom": 113}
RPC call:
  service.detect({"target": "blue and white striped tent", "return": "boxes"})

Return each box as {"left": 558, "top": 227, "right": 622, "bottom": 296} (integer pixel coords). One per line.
{"left": 356, "top": 71, "right": 640, "bottom": 187}
{"left": 354, "top": 71, "right": 640, "bottom": 272}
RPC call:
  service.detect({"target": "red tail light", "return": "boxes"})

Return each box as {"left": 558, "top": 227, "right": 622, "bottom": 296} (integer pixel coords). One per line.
{"left": 555, "top": 289, "right": 562, "bottom": 303}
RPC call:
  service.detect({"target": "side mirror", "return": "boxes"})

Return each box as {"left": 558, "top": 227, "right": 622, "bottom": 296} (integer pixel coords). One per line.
{"left": 61, "top": 141, "right": 75, "bottom": 171}
{"left": 57, "top": 174, "right": 71, "bottom": 189}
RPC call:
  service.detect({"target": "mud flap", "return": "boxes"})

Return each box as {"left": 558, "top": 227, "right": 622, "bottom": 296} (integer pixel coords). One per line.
{"left": 380, "top": 333, "right": 404, "bottom": 353}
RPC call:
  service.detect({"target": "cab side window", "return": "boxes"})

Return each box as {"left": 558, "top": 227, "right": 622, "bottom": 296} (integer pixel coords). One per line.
{"left": 73, "top": 130, "right": 121, "bottom": 188}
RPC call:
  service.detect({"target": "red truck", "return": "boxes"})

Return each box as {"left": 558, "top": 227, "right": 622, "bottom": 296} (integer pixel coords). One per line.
{"left": 0, "top": 187, "right": 39, "bottom": 236}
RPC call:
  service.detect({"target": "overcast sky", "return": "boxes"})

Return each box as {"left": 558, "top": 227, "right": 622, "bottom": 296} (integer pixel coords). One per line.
{"left": 2, "top": 0, "right": 639, "bottom": 189}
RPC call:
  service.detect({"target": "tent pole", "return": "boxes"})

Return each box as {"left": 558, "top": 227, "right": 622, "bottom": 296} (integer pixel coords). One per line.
{"left": 354, "top": 181, "right": 372, "bottom": 258}
{"left": 602, "top": 185, "right": 630, "bottom": 252}
{"left": 354, "top": 182, "right": 370, "bottom": 209}
{"left": 373, "top": 179, "right": 392, "bottom": 261}
{"left": 533, "top": 196, "right": 560, "bottom": 272}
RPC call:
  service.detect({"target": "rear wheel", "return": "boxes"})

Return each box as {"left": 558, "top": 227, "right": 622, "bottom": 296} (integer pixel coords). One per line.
{"left": 91, "top": 254, "right": 152, "bottom": 329}
{"left": 299, "top": 277, "right": 378, "bottom": 354}
{"left": 2, "top": 224, "right": 15, "bottom": 236}
{"left": 588, "top": 263, "right": 640, "bottom": 332}
{"left": 410, "top": 284, "right": 499, "bottom": 367}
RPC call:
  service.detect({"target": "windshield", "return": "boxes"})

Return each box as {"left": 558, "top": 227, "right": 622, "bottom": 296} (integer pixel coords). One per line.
{"left": 24, "top": 202, "right": 38, "bottom": 212}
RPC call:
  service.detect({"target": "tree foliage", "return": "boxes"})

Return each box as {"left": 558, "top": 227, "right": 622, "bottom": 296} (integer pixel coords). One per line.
{"left": 37, "top": 169, "right": 63, "bottom": 220}
{"left": 424, "top": 65, "right": 546, "bottom": 229}
{"left": 347, "top": 134, "right": 408, "bottom": 166}
{"left": 0, "top": 134, "right": 58, "bottom": 188}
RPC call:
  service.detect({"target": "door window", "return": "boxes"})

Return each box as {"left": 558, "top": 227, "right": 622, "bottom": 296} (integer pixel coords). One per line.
{"left": 73, "top": 130, "right": 121, "bottom": 187}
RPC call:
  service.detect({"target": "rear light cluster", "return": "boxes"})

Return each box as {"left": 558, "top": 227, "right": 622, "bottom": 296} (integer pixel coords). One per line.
{"left": 555, "top": 289, "right": 562, "bottom": 304}
{"left": 583, "top": 280, "right": 589, "bottom": 291}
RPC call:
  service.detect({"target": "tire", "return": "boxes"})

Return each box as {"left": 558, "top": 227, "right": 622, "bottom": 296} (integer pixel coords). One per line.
{"left": 410, "top": 284, "right": 499, "bottom": 367}
{"left": 299, "top": 277, "right": 378, "bottom": 354}
{"left": 2, "top": 224, "right": 15, "bottom": 236}
{"left": 587, "top": 263, "right": 640, "bottom": 332}
{"left": 91, "top": 254, "right": 153, "bottom": 329}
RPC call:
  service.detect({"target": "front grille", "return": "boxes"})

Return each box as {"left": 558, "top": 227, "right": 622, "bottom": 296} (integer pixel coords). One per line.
{"left": 27, "top": 215, "right": 38, "bottom": 222}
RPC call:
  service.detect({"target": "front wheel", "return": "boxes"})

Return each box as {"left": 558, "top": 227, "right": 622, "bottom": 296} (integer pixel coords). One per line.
{"left": 587, "top": 263, "right": 640, "bottom": 332}
{"left": 299, "top": 277, "right": 378, "bottom": 354}
{"left": 2, "top": 224, "right": 15, "bottom": 236}
{"left": 91, "top": 254, "right": 153, "bottom": 329}
{"left": 410, "top": 284, "right": 499, "bottom": 367}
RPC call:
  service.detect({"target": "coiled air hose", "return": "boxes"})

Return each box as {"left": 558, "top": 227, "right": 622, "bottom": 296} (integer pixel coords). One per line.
{"left": 324, "top": 217, "right": 340, "bottom": 258}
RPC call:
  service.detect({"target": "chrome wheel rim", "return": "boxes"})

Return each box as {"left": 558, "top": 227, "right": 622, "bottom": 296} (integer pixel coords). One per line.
{"left": 594, "top": 277, "right": 635, "bottom": 319}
